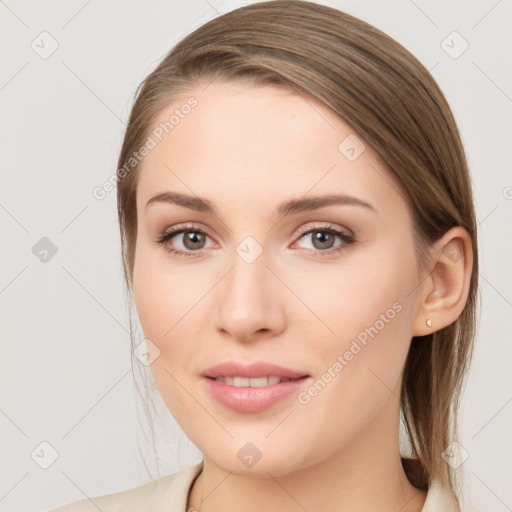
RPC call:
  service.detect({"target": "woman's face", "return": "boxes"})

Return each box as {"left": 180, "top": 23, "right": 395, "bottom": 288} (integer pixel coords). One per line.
{"left": 132, "top": 81, "right": 425, "bottom": 476}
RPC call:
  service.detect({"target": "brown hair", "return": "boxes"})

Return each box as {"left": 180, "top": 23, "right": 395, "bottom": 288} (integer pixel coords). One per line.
{"left": 116, "top": 0, "right": 478, "bottom": 500}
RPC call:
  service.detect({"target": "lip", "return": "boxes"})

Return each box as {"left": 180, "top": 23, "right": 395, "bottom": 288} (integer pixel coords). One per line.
{"left": 202, "top": 361, "right": 309, "bottom": 379}
{"left": 201, "top": 361, "right": 311, "bottom": 413}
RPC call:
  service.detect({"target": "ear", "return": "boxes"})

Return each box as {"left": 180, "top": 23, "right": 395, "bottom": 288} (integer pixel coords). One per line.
{"left": 412, "top": 226, "right": 473, "bottom": 336}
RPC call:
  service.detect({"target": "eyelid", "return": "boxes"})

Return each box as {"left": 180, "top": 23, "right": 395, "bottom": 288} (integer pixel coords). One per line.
{"left": 158, "top": 221, "right": 351, "bottom": 242}
{"left": 295, "top": 222, "right": 352, "bottom": 237}
{"left": 162, "top": 222, "right": 214, "bottom": 238}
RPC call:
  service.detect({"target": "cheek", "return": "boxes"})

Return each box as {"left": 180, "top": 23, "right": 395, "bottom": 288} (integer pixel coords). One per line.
{"left": 304, "top": 245, "right": 418, "bottom": 401}
{"left": 133, "top": 240, "right": 199, "bottom": 340}
{"left": 132, "top": 262, "right": 168, "bottom": 340}
{"left": 296, "top": 299, "right": 412, "bottom": 452}
{"left": 132, "top": 257, "right": 195, "bottom": 416}
{"left": 299, "top": 244, "right": 417, "bottom": 347}
{"left": 132, "top": 244, "right": 212, "bottom": 388}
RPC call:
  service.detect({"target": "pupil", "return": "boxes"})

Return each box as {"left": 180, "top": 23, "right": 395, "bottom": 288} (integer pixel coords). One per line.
{"left": 184, "top": 231, "right": 204, "bottom": 250}
{"left": 313, "top": 231, "right": 333, "bottom": 250}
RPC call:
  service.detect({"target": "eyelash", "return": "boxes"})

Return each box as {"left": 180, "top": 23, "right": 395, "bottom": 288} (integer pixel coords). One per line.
{"left": 153, "top": 223, "right": 355, "bottom": 258}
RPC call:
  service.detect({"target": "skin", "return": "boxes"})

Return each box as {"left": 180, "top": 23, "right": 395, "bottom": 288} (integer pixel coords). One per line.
{"left": 132, "top": 81, "right": 473, "bottom": 512}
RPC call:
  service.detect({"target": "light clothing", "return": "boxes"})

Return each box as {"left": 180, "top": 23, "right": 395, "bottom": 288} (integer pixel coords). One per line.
{"left": 48, "top": 460, "right": 460, "bottom": 512}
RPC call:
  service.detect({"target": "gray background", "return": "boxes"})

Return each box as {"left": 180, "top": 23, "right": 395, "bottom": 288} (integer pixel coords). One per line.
{"left": 0, "top": 1, "right": 511, "bottom": 510}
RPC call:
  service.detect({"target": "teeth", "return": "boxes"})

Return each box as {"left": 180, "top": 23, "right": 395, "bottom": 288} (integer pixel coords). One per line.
{"left": 234, "top": 376, "right": 249, "bottom": 387}
{"left": 214, "top": 375, "right": 286, "bottom": 387}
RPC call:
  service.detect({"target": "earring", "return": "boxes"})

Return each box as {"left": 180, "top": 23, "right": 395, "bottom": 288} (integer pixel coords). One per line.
{"left": 426, "top": 318, "right": 432, "bottom": 328}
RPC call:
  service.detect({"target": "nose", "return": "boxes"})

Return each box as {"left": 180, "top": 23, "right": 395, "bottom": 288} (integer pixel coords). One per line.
{"left": 214, "top": 244, "right": 286, "bottom": 344}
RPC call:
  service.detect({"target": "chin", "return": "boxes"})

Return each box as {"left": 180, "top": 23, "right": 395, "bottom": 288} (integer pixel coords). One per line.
{"left": 203, "top": 443, "right": 314, "bottom": 479}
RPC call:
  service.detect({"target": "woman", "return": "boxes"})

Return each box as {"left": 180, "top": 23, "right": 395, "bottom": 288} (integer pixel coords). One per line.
{"left": 50, "top": 1, "right": 478, "bottom": 510}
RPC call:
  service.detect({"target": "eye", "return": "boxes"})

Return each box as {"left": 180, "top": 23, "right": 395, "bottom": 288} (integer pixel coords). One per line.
{"left": 153, "top": 223, "right": 214, "bottom": 257}
{"left": 292, "top": 224, "right": 355, "bottom": 255}
{"left": 154, "top": 222, "right": 356, "bottom": 258}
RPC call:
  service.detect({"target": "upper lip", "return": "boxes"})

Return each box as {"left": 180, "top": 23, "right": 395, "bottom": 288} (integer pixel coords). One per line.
{"left": 202, "top": 361, "right": 309, "bottom": 379}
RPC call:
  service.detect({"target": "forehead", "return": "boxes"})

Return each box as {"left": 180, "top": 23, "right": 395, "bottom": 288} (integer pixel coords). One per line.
{"left": 136, "top": 81, "right": 407, "bottom": 219}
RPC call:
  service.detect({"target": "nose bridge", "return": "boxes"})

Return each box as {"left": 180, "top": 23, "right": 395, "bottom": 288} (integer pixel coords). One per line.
{"left": 214, "top": 237, "right": 284, "bottom": 340}
{"left": 223, "top": 240, "right": 270, "bottom": 314}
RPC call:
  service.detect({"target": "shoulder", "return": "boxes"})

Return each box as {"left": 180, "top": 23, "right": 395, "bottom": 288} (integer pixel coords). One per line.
{"left": 422, "top": 479, "right": 460, "bottom": 512}
{"left": 46, "top": 461, "right": 203, "bottom": 512}
{"left": 401, "top": 458, "right": 461, "bottom": 512}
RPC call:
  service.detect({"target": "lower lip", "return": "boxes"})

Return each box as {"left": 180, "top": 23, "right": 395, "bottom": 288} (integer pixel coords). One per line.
{"left": 203, "top": 377, "right": 311, "bottom": 413}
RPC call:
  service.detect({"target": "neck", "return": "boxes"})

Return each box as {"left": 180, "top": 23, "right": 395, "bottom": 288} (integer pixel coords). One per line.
{"left": 187, "top": 399, "right": 427, "bottom": 512}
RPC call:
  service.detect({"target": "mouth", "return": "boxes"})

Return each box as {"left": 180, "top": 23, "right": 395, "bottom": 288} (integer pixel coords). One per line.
{"left": 201, "top": 361, "right": 311, "bottom": 413}
{"left": 207, "top": 375, "right": 307, "bottom": 387}
{"left": 202, "top": 360, "right": 309, "bottom": 381}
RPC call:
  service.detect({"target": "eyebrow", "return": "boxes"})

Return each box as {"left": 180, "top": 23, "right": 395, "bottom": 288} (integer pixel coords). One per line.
{"left": 145, "top": 191, "right": 377, "bottom": 216}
